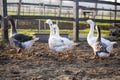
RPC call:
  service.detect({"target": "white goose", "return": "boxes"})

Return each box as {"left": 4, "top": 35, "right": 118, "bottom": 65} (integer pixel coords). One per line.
{"left": 53, "top": 22, "right": 77, "bottom": 48}
{"left": 87, "top": 19, "right": 111, "bottom": 47}
{"left": 87, "top": 19, "right": 117, "bottom": 58}
{"left": 5, "top": 16, "right": 39, "bottom": 54}
{"left": 46, "top": 19, "right": 77, "bottom": 52}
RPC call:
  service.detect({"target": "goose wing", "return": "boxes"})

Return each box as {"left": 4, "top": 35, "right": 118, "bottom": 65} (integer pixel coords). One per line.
{"left": 13, "top": 39, "right": 23, "bottom": 48}
{"left": 9, "top": 37, "right": 23, "bottom": 49}
{"left": 94, "top": 42, "right": 109, "bottom": 53}
{"left": 51, "top": 37, "right": 65, "bottom": 47}
{"left": 99, "top": 42, "right": 108, "bottom": 52}
{"left": 11, "top": 33, "right": 33, "bottom": 42}
{"left": 60, "top": 37, "right": 74, "bottom": 44}
{"left": 101, "top": 37, "right": 111, "bottom": 46}
{"left": 88, "top": 37, "right": 111, "bottom": 47}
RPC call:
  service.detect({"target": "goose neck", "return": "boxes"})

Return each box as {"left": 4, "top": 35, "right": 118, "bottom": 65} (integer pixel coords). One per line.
{"left": 88, "top": 23, "right": 95, "bottom": 37}
{"left": 96, "top": 26, "right": 101, "bottom": 42}
{"left": 49, "top": 24, "right": 54, "bottom": 36}
{"left": 9, "top": 19, "right": 17, "bottom": 34}
{"left": 55, "top": 25, "right": 60, "bottom": 36}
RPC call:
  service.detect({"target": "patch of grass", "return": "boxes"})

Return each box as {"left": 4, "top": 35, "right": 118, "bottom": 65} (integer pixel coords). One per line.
{"left": 96, "top": 22, "right": 112, "bottom": 26}
{"left": 17, "top": 29, "right": 38, "bottom": 36}
{"left": 79, "top": 28, "right": 109, "bottom": 36}
{"left": 0, "top": 28, "right": 109, "bottom": 37}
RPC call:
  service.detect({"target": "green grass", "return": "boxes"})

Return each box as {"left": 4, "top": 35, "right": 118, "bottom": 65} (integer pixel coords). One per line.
{"left": 17, "top": 29, "right": 38, "bottom": 36}
{"left": 80, "top": 28, "right": 109, "bottom": 36}
{"left": 0, "top": 28, "right": 109, "bottom": 37}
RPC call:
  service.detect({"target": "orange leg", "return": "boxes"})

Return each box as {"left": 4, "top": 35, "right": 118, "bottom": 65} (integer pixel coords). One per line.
{"left": 16, "top": 48, "right": 23, "bottom": 57}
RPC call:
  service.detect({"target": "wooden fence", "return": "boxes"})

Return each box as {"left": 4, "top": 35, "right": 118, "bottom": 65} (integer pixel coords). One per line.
{"left": 1, "top": 0, "right": 120, "bottom": 41}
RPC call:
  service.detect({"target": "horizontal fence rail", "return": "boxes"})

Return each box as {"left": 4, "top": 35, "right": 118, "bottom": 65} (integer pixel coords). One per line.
{"left": 7, "top": 2, "right": 120, "bottom": 12}
{"left": 0, "top": 0, "right": 120, "bottom": 23}
{"left": 1, "top": 0, "right": 120, "bottom": 41}
{"left": 0, "top": 15, "right": 120, "bottom": 23}
{"left": 69, "top": 0, "right": 120, "bottom": 5}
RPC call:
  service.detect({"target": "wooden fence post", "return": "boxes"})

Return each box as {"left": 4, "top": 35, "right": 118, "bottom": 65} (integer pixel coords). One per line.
{"left": 16, "top": 0, "right": 22, "bottom": 28}
{"left": 93, "top": 0, "right": 98, "bottom": 19}
{"left": 43, "top": 3, "right": 45, "bottom": 15}
{"left": 114, "top": 0, "right": 117, "bottom": 27}
{"left": 68, "top": 8, "right": 70, "bottom": 17}
{"left": 1, "top": 0, "right": 8, "bottom": 41}
{"left": 73, "top": 0, "right": 79, "bottom": 42}
{"left": 56, "top": 0, "right": 62, "bottom": 25}
{"left": 38, "top": 3, "right": 41, "bottom": 32}
{"left": 110, "top": 8, "right": 112, "bottom": 20}
{"left": 102, "top": 7, "right": 104, "bottom": 20}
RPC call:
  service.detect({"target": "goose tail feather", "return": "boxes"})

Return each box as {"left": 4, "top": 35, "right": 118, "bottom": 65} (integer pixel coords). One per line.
{"left": 32, "top": 36, "right": 39, "bottom": 41}
{"left": 106, "top": 42, "right": 117, "bottom": 53}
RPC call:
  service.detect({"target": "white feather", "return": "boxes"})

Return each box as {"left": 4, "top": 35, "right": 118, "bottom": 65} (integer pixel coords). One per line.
{"left": 87, "top": 19, "right": 117, "bottom": 58}
{"left": 46, "top": 19, "right": 77, "bottom": 52}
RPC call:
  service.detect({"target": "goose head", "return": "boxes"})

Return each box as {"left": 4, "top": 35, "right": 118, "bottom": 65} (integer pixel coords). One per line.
{"left": 86, "top": 19, "right": 96, "bottom": 28}
{"left": 45, "top": 19, "right": 55, "bottom": 36}
{"left": 45, "top": 19, "right": 53, "bottom": 26}
{"left": 87, "top": 19, "right": 95, "bottom": 25}
{"left": 4, "top": 16, "right": 14, "bottom": 28}
{"left": 4, "top": 16, "right": 13, "bottom": 21}
{"left": 4, "top": 16, "right": 17, "bottom": 36}
{"left": 4, "top": 16, "right": 15, "bottom": 27}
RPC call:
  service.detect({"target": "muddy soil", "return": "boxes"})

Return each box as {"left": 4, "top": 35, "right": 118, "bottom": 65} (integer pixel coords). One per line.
{"left": 0, "top": 41, "right": 120, "bottom": 80}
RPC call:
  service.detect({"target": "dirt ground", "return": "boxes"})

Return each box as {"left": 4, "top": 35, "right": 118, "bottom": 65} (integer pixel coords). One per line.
{"left": 0, "top": 40, "right": 120, "bottom": 80}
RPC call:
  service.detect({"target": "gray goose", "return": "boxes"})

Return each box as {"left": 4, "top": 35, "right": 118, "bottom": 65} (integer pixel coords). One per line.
{"left": 5, "top": 16, "right": 39, "bottom": 54}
